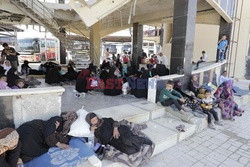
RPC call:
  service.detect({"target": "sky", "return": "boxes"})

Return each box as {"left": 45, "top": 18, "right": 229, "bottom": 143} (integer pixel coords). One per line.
{"left": 16, "top": 25, "right": 55, "bottom": 39}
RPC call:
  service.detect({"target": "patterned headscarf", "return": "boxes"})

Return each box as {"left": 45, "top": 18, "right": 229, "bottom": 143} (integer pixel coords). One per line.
{"left": 85, "top": 112, "right": 103, "bottom": 128}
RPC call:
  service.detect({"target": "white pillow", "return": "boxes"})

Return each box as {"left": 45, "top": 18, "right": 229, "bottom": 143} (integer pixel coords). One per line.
{"left": 68, "top": 108, "right": 91, "bottom": 137}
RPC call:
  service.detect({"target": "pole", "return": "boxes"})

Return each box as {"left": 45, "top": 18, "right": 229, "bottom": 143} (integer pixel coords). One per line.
{"left": 45, "top": 29, "right": 47, "bottom": 61}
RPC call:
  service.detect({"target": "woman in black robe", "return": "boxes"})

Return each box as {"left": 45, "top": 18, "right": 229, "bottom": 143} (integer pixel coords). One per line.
{"left": 17, "top": 116, "right": 70, "bottom": 163}
{"left": 63, "top": 63, "right": 78, "bottom": 81}
{"left": 103, "top": 67, "right": 122, "bottom": 96}
{"left": 45, "top": 67, "right": 63, "bottom": 84}
{"left": 85, "top": 113, "right": 152, "bottom": 155}
{"left": 7, "top": 68, "right": 20, "bottom": 87}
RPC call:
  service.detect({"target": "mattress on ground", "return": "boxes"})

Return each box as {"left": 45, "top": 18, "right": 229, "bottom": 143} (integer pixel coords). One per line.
{"left": 24, "top": 137, "right": 95, "bottom": 167}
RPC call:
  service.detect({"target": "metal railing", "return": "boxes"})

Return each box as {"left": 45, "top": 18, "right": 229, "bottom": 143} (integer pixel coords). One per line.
{"left": 14, "top": 0, "right": 59, "bottom": 28}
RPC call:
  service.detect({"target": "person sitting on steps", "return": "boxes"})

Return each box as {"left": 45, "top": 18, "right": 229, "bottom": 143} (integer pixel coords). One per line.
{"left": 159, "top": 80, "right": 188, "bottom": 115}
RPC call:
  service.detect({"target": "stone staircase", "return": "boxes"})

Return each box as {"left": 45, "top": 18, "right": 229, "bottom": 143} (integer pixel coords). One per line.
{"left": 10, "top": 0, "right": 74, "bottom": 48}
{"left": 91, "top": 101, "right": 207, "bottom": 167}
{"left": 88, "top": 91, "right": 250, "bottom": 167}
{"left": 72, "top": 50, "right": 91, "bottom": 71}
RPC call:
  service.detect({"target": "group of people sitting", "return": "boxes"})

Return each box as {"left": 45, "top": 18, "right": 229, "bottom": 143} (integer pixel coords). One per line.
{"left": 159, "top": 72, "right": 244, "bottom": 130}
{"left": 0, "top": 111, "right": 154, "bottom": 167}
{"left": 75, "top": 55, "right": 169, "bottom": 98}
{"left": 0, "top": 63, "right": 26, "bottom": 90}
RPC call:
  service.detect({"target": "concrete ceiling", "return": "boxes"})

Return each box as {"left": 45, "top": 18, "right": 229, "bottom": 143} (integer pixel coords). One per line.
{"left": 0, "top": 0, "right": 223, "bottom": 39}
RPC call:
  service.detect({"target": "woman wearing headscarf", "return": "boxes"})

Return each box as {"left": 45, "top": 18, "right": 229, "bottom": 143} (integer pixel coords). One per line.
{"left": 17, "top": 116, "right": 70, "bottom": 163}
{"left": 0, "top": 128, "right": 21, "bottom": 167}
{"left": 214, "top": 80, "right": 242, "bottom": 121}
{"left": 6, "top": 68, "right": 20, "bottom": 88}
{"left": 188, "top": 75, "right": 206, "bottom": 99}
{"left": 75, "top": 68, "right": 91, "bottom": 93}
{"left": 85, "top": 113, "right": 152, "bottom": 155}
{"left": 45, "top": 67, "right": 63, "bottom": 84}
{"left": 103, "top": 67, "right": 122, "bottom": 96}
{"left": 63, "top": 63, "right": 78, "bottom": 81}
{"left": 1, "top": 60, "right": 11, "bottom": 75}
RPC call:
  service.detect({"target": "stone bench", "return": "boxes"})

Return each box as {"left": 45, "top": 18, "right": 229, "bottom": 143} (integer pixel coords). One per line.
{"left": 0, "top": 86, "right": 65, "bottom": 127}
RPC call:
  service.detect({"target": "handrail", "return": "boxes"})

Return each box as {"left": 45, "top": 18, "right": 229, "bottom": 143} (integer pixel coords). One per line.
{"left": 18, "top": 0, "right": 59, "bottom": 27}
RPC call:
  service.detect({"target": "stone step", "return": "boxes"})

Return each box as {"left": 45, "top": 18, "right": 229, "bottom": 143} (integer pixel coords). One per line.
{"left": 101, "top": 116, "right": 197, "bottom": 167}
{"left": 234, "top": 94, "right": 250, "bottom": 109}
{"left": 92, "top": 101, "right": 205, "bottom": 167}
{"left": 93, "top": 101, "right": 166, "bottom": 124}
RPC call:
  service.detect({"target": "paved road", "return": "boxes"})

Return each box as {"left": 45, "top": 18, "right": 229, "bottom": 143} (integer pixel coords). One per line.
{"left": 145, "top": 98, "right": 250, "bottom": 167}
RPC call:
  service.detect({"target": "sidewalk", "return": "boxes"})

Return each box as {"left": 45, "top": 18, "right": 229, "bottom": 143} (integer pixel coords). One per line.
{"left": 145, "top": 95, "right": 250, "bottom": 167}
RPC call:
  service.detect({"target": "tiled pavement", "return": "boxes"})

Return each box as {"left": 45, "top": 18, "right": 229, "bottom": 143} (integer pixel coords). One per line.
{"left": 144, "top": 100, "right": 250, "bottom": 167}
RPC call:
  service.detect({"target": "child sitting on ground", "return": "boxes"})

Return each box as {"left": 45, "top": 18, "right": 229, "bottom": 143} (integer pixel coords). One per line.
{"left": 159, "top": 80, "right": 187, "bottom": 115}
{"left": 21, "top": 60, "right": 31, "bottom": 75}
{"left": 0, "top": 74, "right": 9, "bottom": 90}
{"left": 201, "top": 90, "right": 223, "bottom": 130}
{"left": 12, "top": 79, "right": 25, "bottom": 89}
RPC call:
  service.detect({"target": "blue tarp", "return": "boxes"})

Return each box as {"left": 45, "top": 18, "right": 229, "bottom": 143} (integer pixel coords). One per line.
{"left": 24, "top": 137, "right": 95, "bottom": 167}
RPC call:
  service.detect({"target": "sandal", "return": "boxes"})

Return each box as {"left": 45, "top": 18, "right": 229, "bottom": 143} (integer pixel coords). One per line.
{"left": 176, "top": 124, "right": 185, "bottom": 132}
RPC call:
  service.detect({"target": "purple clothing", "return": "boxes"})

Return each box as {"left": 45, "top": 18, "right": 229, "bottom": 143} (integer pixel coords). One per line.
{"left": 0, "top": 81, "right": 9, "bottom": 89}
{"left": 12, "top": 85, "right": 19, "bottom": 89}
{"left": 215, "top": 80, "right": 235, "bottom": 119}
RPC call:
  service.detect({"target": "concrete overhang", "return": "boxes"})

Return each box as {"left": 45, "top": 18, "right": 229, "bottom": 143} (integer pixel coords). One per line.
{"left": 206, "top": 0, "right": 233, "bottom": 23}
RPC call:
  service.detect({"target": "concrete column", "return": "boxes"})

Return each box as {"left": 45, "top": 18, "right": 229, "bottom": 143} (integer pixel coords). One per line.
{"left": 90, "top": 22, "right": 101, "bottom": 67}
{"left": 59, "top": 41, "right": 66, "bottom": 64}
{"left": 58, "top": 0, "right": 65, "bottom": 4}
{"left": 132, "top": 23, "right": 143, "bottom": 70}
{"left": 162, "top": 23, "right": 172, "bottom": 67}
{"left": 170, "top": 0, "right": 198, "bottom": 76}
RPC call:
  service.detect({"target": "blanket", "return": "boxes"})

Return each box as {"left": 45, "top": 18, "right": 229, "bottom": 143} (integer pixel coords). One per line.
{"left": 61, "top": 111, "right": 78, "bottom": 135}
{"left": 24, "top": 138, "right": 95, "bottom": 167}
{"left": 103, "top": 120, "right": 155, "bottom": 167}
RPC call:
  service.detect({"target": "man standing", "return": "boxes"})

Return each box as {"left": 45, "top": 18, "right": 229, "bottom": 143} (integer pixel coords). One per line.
{"left": 1, "top": 43, "right": 18, "bottom": 69}
{"left": 104, "top": 48, "right": 110, "bottom": 62}
{"left": 217, "top": 34, "right": 228, "bottom": 62}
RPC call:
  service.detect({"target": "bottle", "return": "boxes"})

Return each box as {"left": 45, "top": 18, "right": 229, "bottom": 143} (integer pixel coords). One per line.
{"left": 88, "top": 131, "right": 94, "bottom": 149}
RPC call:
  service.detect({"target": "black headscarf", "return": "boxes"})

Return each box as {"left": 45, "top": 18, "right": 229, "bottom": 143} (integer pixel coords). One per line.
{"left": 7, "top": 68, "right": 20, "bottom": 87}
{"left": 43, "top": 116, "right": 64, "bottom": 138}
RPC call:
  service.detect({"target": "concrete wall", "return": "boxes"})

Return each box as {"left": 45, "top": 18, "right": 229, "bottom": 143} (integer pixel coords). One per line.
{"left": 228, "top": 0, "right": 250, "bottom": 79}
{"left": 162, "top": 23, "right": 220, "bottom": 64}
{"left": 193, "top": 24, "right": 220, "bottom": 62}
{"left": 0, "top": 87, "right": 65, "bottom": 128}
{"left": 147, "top": 61, "right": 226, "bottom": 103}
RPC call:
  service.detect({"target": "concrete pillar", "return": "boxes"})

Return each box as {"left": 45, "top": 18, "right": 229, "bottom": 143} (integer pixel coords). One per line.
{"left": 60, "top": 41, "right": 66, "bottom": 64}
{"left": 132, "top": 23, "right": 143, "bottom": 70}
{"left": 90, "top": 22, "right": 101, "bottom": 67}
{"left": 170, "top": 0, "right": 197, "bottom": 76}
{"left": 58, "top": 0, "right": 65, "bottom": 4}
{"left": 162, "top": 23, "right": 172, "bottom": 67}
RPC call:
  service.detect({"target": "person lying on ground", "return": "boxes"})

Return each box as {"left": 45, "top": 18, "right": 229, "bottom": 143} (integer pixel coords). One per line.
{"left": 0, "top": 128, "right": 21, "bottom": 167}
{"left": 159, "top": 80, "right": 188, "bottom": 115}
{"left": 17, "top": 116, "right": 70, "bottom": 163}
{"left": 85, "top": 113, "right": 152, "bottom": 155}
